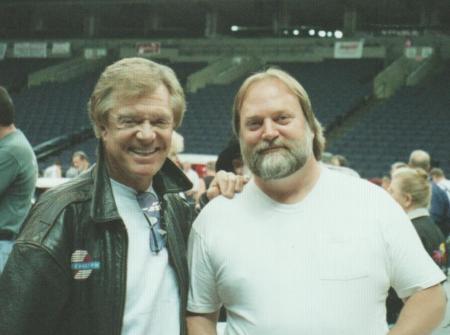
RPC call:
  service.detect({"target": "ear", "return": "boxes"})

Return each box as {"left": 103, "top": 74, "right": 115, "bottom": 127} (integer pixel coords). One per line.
{"left": 403, "top": 193, "right": 413, "bottom": 209}
{"left": 100, "top": 124, "right": 108, "bottom": 140}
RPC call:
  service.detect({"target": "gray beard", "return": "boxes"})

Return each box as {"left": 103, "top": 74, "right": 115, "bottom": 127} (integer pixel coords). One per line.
{"left": 241, "top": 130, "right": 313, "bottom": 181}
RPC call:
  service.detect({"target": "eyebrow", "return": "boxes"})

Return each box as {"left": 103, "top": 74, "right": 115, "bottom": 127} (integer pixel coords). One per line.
{"left": 244, "top": 110, "right": 291, "bottom": 119}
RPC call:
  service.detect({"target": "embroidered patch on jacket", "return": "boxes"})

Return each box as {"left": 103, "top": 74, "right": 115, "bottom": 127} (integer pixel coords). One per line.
{"left": 71, "top": 250, "right": 100, "bottom": 280}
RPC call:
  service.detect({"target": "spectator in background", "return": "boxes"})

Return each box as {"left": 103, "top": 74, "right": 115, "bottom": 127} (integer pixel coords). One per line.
{"left": 430, "top": 168, "right": 450, "bottom": 201}
{"left": 0, "top": 86, "right": 37, "bottom": 273}
{"left": 182, "top": 161, "right": 201, "bottom": 203}
{"left": 331, "top": 153, "right": 360, "bottom": 177}
{"left": 43, "top": 158, "right": 63, "bottom": 178}
{"left": 168, "top": 130, "right": 184, "bottom": 168}
{"left": 390, "top": 167, "right": 447, "bottom": 264}
{"left": 215, "top": 138, "right": 242, "bottom": 174}
{"left": 321, "top": 151, "right": 360, "bottom": 177}
{"left": 330, "top": 154, "right": 347, "bottom": 167}
{"left": 390, "top": 161, "right": 407, "bottom": 177}
{"left": 409, "top": 150, "right": 450, "bottom": 236}
{"left": 203, "top": 161, "right": 216, "bottom": 190}
{"left": 386, "top": 167, "right": 447, "bottom": 323}
{"left": 65, "top": 150, "right": 90, "bottom": 178}
{"left": 381, "top": 175, "right": 391, "bottom": 191}
{"left": 193, "top": 161, "right": 217, "bottom": 209}
{"left": 231, "top": 157, "right": 245, "bottom": 176}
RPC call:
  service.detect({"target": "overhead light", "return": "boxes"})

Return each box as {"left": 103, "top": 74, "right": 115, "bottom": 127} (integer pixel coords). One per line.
{"left": 283, "top": 29, "right": 289, "bottom": 35}
{"left": 334, "top": 30, "right": 343, "bottom": 39}
{"left": 231, "top": 25, "right": 239, "bottom": 32}
{"left": 308, "top": 29, "right": 315, "bottom": 36}
{"left": 318, "top": 30, "right": 326, "bottom": 37}
{"left": 293, "top": 29, "right": 300, "bottom": 36}
{"left": 327, "top": 31, "right": 333, "bottom": 37}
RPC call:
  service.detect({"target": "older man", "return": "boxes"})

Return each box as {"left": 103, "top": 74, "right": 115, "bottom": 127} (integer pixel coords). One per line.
{"left": 0, "top": 86, "right": 37, "bottom": 273}
{"left": 187, "top": 69, "right": 446, "bottom": 335}
{"left": 0, "top": 58, "right": 242, "bottom": 335}
{"left": 65, "top": 150, "right": 90, "bottom": 178}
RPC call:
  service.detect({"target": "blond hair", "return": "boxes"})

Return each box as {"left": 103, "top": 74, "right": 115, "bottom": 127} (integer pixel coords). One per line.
{"left": 232, "top": 68, "right": 325, "bottom": 160}
{"left": 88, "top": 57, "right": 185, "bottom": 137}
{"left": 392, "top": 167, "right": 431, "bottom": 208}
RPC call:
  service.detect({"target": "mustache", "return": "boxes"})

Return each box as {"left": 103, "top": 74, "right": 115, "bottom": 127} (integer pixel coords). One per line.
{"left": 255, "top": 140, "right": 288, "bottom": 154}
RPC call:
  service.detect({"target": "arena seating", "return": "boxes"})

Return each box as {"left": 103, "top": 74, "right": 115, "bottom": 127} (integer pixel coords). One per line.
{"left": 179, "top": 80, "right": 242, "bottom": 155}
{"left": 271, "top": 59, "right": 383, "bottom": 127}
{"left": 0, "top": 58, "right": 63, "bottom": 92}
{"left": 327, "top": 62, "right": 450, "bottom": 178}
{"left": 179, "top": 59, "right": 384, "bottom": 155}
{"left": 166, "top": 61, "right": 208, "bottom": 86}
{"left": 11, "top": 57, "right": 448, "bottom": 179}
{"left": 12, "top": 72, "right": 98, "bottom": 146}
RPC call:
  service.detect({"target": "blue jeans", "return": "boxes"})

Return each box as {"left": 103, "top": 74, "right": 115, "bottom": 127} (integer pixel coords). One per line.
{"left": 0, "top": 240, "right": 14, "bottom": 274}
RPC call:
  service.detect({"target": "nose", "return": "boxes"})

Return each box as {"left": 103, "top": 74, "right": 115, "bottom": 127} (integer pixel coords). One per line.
{"left": 261, "top": 119, "right": 279, "bottom": 141}
{"left": 136, "top": 121, "right": 156, "bottom": 141}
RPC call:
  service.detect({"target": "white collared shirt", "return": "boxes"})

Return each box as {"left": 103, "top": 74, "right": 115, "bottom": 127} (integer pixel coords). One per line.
{"left": 407, "top": 207, "right": 430, "bottom": 220}
{"left": 110, "top": 179, "right": 180, "bottom": 335}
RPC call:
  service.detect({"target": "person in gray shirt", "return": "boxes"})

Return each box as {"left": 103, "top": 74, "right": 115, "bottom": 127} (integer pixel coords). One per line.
{"left": 0, "top": 86, "right": 37, "bottom": 273}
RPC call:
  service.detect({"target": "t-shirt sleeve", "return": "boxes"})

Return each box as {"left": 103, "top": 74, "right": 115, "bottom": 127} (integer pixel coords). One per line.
{"left": 382, "top": 198, "right": 446, "bottom": 299}
{"left": 0, "top": 149, "right": 19, "bottom": 195}
{"left": 187, "top": 221, "right": 222, "bottom": 313}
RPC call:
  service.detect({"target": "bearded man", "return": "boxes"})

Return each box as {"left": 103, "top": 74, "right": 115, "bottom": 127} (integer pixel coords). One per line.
{"left": 186, "top": 69, "right": 446, "bottom": 335}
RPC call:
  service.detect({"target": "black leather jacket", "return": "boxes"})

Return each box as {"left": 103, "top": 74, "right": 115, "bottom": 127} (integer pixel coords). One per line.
{"left": 0, "top": 145, "right": 194, "bottom": 335}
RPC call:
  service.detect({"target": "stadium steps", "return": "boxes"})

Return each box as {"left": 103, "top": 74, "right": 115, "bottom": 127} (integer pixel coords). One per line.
{"left": 28, "top": 56, "right": 112, "bottom": 87}
{"left": 325, "top": 95, "right": 382, "bottom": 145}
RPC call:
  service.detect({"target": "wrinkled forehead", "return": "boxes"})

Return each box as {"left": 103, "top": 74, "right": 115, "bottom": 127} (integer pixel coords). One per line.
{"left": 109, "top": 83, "right": 173, "bottom": 111}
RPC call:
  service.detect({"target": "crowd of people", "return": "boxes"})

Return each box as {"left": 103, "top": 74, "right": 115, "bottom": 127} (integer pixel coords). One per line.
{"left": 42, "top": 150, "right": 91, "bottom": 178}
{"left": 0, "top": 58, "right": 448, "bottom": 335}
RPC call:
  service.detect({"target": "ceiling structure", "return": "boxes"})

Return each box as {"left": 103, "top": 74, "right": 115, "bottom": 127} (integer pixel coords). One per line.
{"left": 0, "top": 0, "right": 448, "bottom": 38}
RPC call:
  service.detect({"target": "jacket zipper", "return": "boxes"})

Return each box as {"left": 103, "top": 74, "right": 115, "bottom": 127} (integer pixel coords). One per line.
{"left": 115, "top": 220, "right": 128, "bottom": 335}
{"left": 163, "top": 196, "right": 187, "bottom": 335}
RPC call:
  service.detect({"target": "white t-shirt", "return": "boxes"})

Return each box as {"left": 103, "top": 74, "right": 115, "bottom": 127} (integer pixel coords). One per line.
{"left": 43, "top": 164, "right": 61, "bottom": 178}
{"left": 187, "top": 167, "right": 446, "bottom": 335}
{"left": 111, "top": 179, "right": 180, "bottom": 335}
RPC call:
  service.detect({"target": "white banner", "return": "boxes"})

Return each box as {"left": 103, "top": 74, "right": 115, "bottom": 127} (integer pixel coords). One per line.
{"left": 52, "top": 42, "right": 71, "bottom": 56}
{"left": 136, "top": 42, "right": 161, "bottom": 56}
{"left": 421, "top": 47, "right": 433, "bottom": 58}
{"left": 84, "top": 48, "right": 107, "bottom": 59}
{"left": 0, "top": 43, "right": 6, "bottom": 60}
{"left": 13, "top": 42, "right": 47, "bottom": 58}
{"left": 334, "top": 40, "right": 364, "bottom": 59}
{"left": 404, "top": 47, "right": 417, "bottom": 59}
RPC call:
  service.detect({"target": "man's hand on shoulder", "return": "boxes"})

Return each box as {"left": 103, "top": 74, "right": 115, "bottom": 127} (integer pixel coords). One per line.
{"left": 206, "top": 170, "right": 249, "bottom": 200}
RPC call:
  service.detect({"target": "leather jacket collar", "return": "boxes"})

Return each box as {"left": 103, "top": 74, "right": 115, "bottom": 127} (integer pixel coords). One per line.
{"left": 90, "top": 141, "right": 193, "bottom": 223}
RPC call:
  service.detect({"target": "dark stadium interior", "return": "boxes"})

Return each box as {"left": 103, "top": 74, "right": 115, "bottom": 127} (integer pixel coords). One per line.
{"left": 0, "top": 0, "right": 449, "bottom": 178}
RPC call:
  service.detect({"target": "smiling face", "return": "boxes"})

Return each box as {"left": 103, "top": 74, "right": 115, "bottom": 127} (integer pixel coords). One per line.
{"left": 101, "top": 85, "right": 174, "bottom": 192}
{"left": 239, "top": 78, "right": 314, "bottom": 181}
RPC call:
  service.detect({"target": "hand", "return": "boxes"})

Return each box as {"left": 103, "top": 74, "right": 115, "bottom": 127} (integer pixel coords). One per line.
{"left": 206, "top": 170, "right": 249, "bottom": 200}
